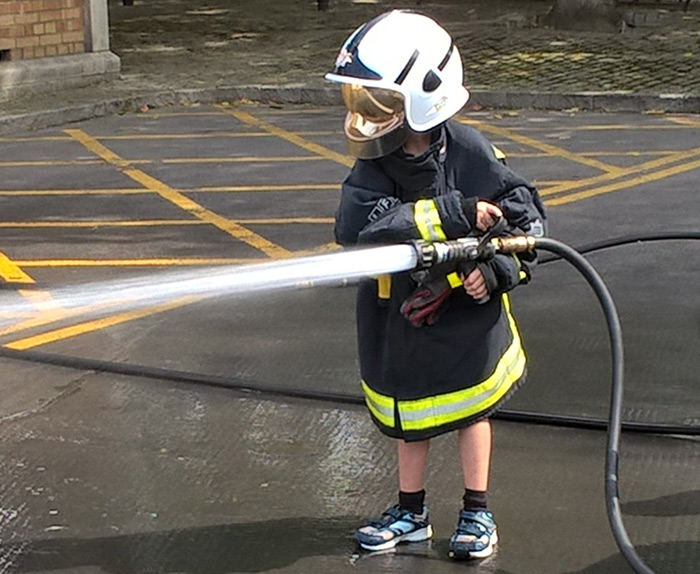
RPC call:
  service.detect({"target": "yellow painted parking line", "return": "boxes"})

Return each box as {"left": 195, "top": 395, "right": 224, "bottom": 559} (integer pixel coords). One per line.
{"left": 103, "top": 132, "right": 275, "bottom": 139}
{"left": 253, "top": 108, "right": 332, "bottom": 115}
{"left": 0, "top": 184, "right": 338, "bottom": 195}
{"left": 0, "top": 217, "right": 333, "bottom": 228}
{"left": 65, "top": 129, "right": 290, "bottom": 259}
{"left": 0, "top": 189, "right": 148, "bottom": 196}
{"left": 542, "top": 146, "right": 700, "bottom": 197}
{"left": 0, "top": 250, "right": 58, "bottom": 312}
{"left": 13, "top": 246, "right": 338, "bottom": 268}
{"left": 136, "top": 111, "right": 237, "bottom": 117}
{"left": 0, "top": 251, "right": 35, "bottom": 283}
{"left": 14, "top": 289, "right": 56, "bottom": 309}
{"left": 0, "top": 300, "right": 122, "bottom": 338}
{"left": 459, "top": 118, "right": 624, "bottom": 175}
{"left": 0, "top": 135, "right": 71, "bottom": 142}
{"left": 578, "top": 151, "right": 680, "bottom": 157}
{"left": 197, "top": 183, "right": 338, "bottom": 192}
{"left": 16, "top": 258, "right": 267, "bottom": 267}
{"left": 513, "top": 123, "right": 700, "bottom": 131}
{"left": 0, "top": 159, "right": 152, "bottom": 167}
{"left": 666, "top": 116, "right": 700, "bottom": 127}
{"left": 99, "top": 130, "right": 339, "bottom": 140}
{"left": 545, "top": 155, "right": 700, "bottom": 206}
{"left": 221, "top": 106, "right": 354, "bottom": 168}
{"left": 534, "top": 180, "right": 573, "bottom": 186}
{"left": 0, "top": 220, "right": 205, "bottom": 228}
{"left": 4, "top": 296, "right": 199, "bottom": 350}
{"left": 494, "top": 150, "right": 679, "bottom": 158}
{"left": 161, "top": 156, "right": 324, "bottom": 164}
{"left": 238, "top": 217, "right": 334, "bottom": 224}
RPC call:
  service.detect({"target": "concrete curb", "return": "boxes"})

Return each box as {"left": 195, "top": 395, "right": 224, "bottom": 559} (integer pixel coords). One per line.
{"left": 0, "top": 52, "right": 121, "bottom": 103}
{"left": 1, "top": 84, "right": 699, "bottom": 135}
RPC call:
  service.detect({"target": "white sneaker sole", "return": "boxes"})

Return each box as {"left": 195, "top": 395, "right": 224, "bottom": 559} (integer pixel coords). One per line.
{"left": 358, "top": 525, "right": 434, "bottom": 552}
{"left": 448, "top": 529, "right": 498, "bottom": 559}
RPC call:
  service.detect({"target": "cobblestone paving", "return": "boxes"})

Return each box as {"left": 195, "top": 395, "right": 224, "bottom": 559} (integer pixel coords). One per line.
{"left": 105, "top": 0, "right": 700, "bottom": 94}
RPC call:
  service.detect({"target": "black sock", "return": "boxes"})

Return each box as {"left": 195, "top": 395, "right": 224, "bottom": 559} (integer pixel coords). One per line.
{"left": 398, "top": 489, "right": 425, "bottom": 514}
{"left": 462, "top": 488, "right": 488, "bottom": 511}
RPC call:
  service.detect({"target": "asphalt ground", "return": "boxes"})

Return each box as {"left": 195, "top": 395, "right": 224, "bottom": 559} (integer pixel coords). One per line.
{"left": 0, "top": 104, "right": 699, "bottom": 574}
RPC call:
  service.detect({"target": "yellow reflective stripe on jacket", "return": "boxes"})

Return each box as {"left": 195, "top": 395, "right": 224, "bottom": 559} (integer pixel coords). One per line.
{"left": 511, "top": 253, "right": 528, "bottom": 282}
{"left": 492, "top": 145, "right": 506, "bottom": 160}
{"left": 414, "top": 199, "right": 447, "bottom": 242}
{"left": 376, "top": 274, "right": 391, "bottom": 299}
{"left": 361, "top": 380, "right": 395, "bottom": 428}
{"left": 397, "top": 294, "right": 525, "bottom": 431}
{"left": 446, "top": 271, "right": 462, "bottom": 289}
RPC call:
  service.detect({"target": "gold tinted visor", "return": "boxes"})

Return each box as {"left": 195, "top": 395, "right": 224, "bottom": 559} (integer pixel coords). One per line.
{"left": 341, "top": 84, "right": 407, "bottom": 159}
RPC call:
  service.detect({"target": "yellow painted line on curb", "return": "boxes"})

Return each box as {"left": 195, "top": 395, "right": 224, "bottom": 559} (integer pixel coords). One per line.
{"left": 64, "top": 129, "right": 290, "bottom": 259}
{"left": 545, "top": 155, "right": 700, "bottom": 206}
{"left": 459, "top": 118, "right": 624, "bottom": 175}
{"left": 4, "top": 296, "right": 199, "bottom": 351}
{"left": 542, "top": 146, "right": 700, "bottom": 196}
{"left": 220, "top": 106, "right": 355, "bottom": 168}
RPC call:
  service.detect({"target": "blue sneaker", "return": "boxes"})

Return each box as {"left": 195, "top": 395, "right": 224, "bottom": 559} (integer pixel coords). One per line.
{"left": 448, "top": 509, "right": 498, "bottom": 559}
{"left": 355, "top": 504, "right": 433, "bottom": 551}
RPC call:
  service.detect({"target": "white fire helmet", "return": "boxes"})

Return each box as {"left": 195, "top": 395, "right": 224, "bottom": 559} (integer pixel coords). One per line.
{"left": 325, "top": 10, "right": 470, "bottom": 159}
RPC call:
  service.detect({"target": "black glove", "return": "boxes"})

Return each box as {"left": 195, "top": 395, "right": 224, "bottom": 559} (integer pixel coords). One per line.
{"left": 400, "top": 275, "right": 452, "bottom": 327}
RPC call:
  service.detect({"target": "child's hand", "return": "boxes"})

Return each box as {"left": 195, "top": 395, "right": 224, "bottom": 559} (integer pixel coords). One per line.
{"left": 462, "top": 266, "right": 488, "bottom": 300}
{"left": 475, "top": 201, "right": 503, "bottom": 231}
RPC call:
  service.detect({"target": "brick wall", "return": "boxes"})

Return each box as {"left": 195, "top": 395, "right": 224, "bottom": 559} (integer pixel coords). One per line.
{"left": 0, "top": 0, "right": 85, "bottom": 61}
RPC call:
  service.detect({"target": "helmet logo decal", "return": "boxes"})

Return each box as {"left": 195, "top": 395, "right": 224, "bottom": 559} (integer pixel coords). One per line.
{"left": 335, "top": 48, "right": 354, "bottom": 69}
{"left": 428, "top": 96, "right": 448, "bottom": 116}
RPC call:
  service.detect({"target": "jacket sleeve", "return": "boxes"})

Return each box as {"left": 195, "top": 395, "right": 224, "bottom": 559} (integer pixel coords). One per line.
{"left": 334, "top": 160, "right": 478, "bottom": 247}
{"left": 478, "top": 149, "right": 548, "bottom": 294}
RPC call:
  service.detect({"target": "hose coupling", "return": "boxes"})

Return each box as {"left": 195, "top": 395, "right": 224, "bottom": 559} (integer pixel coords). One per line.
{"left": 412, "top": 237, "right": 481, "bottom": 269}
{"left": 495, "top": 236, "right": 537, "bottom": 254}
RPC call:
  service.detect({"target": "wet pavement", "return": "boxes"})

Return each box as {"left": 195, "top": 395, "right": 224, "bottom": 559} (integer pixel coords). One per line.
{"left": 0, "top": 104, "right": 699, "bottom": 573}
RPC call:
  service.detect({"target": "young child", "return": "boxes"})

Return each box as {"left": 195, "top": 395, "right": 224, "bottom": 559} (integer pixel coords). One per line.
{"left": 326, "top": 10, "right": 546, "bottom": 559}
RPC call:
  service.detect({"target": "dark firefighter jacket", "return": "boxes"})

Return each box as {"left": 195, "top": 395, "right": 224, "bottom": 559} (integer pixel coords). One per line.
{"left": 335, "top": 120, "right": 547, "bottom": 441}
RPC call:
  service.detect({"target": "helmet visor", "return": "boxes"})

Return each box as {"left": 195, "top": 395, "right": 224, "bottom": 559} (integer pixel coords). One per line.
{"left": 341, "top": 84, "right": 407, "bottom": 159}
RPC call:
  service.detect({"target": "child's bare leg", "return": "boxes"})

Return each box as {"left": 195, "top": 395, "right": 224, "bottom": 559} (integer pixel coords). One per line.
{"left": 397, "top": 439, "right": 430, "bottom": 492}
{"left": 458, "top": 419, "right": 492, "bottom": 491}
